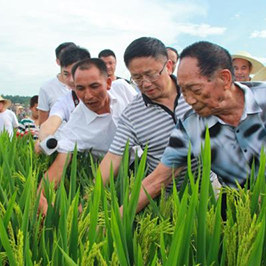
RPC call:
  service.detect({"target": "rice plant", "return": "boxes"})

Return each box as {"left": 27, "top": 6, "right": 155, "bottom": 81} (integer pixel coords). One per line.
{"left": 0, "top": 131, "right": 265, "bottom": 265}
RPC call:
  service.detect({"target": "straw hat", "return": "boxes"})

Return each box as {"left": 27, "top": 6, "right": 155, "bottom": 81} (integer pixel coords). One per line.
{"left": 232, "top": 51, "right": 264, "bottom": 74}
{"left": 0, "top": 96, "right": 11, "bottom": 109}
{"left": 251, "top": 66, "right": 266, "bottom": 81}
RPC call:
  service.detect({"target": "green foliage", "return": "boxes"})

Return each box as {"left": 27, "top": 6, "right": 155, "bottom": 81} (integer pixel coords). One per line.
{"left": 0, "top": 132, "right": 265, "bottom": 265}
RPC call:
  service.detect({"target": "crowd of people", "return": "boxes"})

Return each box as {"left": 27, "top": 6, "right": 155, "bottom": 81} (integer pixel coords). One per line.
{"left": 0, "top": 38, "right": 265, "bottom": 219}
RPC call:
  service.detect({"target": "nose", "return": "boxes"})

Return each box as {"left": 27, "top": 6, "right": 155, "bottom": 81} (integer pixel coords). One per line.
{"left": 141, "top": 78, "right": 152, "bottom": 88}
{"left": 84, "top": 88, "right": 93, "bottom": 100}
{"left": 184, "top": 91, "right": 197, "bottom": 105}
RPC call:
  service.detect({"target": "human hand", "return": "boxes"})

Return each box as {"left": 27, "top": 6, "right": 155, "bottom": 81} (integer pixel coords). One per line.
{"left": 38, "top": 190, "right": 48, "bottom": 216}
{"left": 34, "top": 140, "right": 42, "bottom": 154}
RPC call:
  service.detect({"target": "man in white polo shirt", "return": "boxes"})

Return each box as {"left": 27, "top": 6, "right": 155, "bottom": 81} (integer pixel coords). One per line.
{"left": 38, "top": 42, "right": 77, "bottom": 125}
{"left": 38, "top": 58, "right": 136, "bottom": 214}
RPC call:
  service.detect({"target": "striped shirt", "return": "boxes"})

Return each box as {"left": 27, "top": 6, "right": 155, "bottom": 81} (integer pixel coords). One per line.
{"left": 17, "top": 118, "right": 39, "bottom": 140}
{"left": 109, "top": 76, "right": 199, "bottom": 189}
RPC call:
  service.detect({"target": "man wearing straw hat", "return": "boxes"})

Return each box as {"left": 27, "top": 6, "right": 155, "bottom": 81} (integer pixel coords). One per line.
{"left": 232, "top": 51, "right": 263, "bottom": 81}
{"left": 0, "top": 96, "right": 18, "bottom": 137}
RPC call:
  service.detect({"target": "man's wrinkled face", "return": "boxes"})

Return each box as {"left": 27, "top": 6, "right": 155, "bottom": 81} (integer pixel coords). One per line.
{"left": 233, "top": 58, "right": 251, "bottom": 81}
{"left": 100, "top": 56, "right": 117, "bottom": 78}
{"left": 74, "top": 66, "right": 111, "bottom": 114}
{"left": 178, "top": 57, "right": 227, "bottom": 117}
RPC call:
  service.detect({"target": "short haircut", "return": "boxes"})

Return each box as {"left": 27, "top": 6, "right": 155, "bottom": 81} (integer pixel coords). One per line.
{"left": 98, "top": 49, "right": 116, "bottom": 59}
{"left": 55, "top": 42, "right": 76, "bottom": 59}
{"left": 71, "top": 58, "right": 108, "bottom": 79}
{"left": 30, "top": 95, "right": 38, "bottom": 108}
{"left": 180, "top": 41, "right": 234, "bottom": 79}
{"left": 124, "top": 37, "right": 168, "bottom": 67}
{"left": 166, "top": 47, "right": 179, "bottom": 58}
{"left": 60, "top": 47, "right": 91, "bottom": 68}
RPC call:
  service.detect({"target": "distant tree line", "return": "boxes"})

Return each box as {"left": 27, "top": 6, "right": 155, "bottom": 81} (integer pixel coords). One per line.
{"left": 1, "top": 94, "right": 31, "bottom": 106}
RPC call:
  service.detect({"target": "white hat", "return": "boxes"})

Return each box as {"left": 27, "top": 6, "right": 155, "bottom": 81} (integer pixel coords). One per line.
{"left": 251, "top": 66, "right": 266, "bottom": 81}
{"left": 232, "top": 51, "right": 264, "bottom": 74}
{"left": 0, "top": 96, "right": 11, "bottom": 109}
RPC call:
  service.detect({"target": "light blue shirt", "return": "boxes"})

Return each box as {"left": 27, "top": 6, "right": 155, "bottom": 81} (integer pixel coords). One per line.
{"left": 161, "top": 82, "right": 266, "bottom": 188}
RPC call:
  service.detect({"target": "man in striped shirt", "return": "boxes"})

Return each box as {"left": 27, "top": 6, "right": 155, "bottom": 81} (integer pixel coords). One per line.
{"left": 17, "top": 95, "right": 39, "bottom": 140}
{"left": 99, "top": 37, "right": 209, "bottom": 190}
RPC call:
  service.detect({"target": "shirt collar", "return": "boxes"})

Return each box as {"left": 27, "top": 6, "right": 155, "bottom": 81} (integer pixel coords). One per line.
{"left": 235, "top": 82, "right": 262, "bottom": 116}
{"left": 80, "top": 90, "right": 114, "bottom": 125}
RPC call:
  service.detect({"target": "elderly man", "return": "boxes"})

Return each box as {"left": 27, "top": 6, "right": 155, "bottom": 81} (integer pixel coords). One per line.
{"left": 99, "top": 37, "right": 216, "bottom": 191}
{"left": 38, "top": 58, "right": 135, "bottom": 214}
{"left": 232, "top": 51, "right": 263, "bottom": 81}
{"left": 130, "top": 41, "right": 266, "bottom": 214}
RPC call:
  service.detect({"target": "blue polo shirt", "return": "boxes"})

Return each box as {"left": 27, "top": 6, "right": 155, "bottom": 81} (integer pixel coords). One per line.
{"left": 161, "top": 81, "right": 266, "bottom": 188}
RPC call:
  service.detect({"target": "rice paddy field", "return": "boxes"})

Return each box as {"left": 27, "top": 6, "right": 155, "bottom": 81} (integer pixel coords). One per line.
{"left": 0, "top": 131, "right": 265, "bottom": 265}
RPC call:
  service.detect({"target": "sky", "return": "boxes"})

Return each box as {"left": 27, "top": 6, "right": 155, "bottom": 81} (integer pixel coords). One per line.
{"left": 1, "top": 0, "right": 266, "bottom": 96}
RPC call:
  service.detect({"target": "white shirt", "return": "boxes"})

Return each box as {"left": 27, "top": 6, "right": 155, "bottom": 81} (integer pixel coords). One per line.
{"left": 111, "top": 79, "right": 138, "bottom": 101}
{"left": 49, "top": 90, "right": 75, "bottom": 122}
{"left": 57, "top": 86, "right": 136, "bottom": 156}
{"left": 38, "top": 76, "right": 70, "bottom": 112}
{"left": 0, "top": 109, "right": 19, "bottom": 136}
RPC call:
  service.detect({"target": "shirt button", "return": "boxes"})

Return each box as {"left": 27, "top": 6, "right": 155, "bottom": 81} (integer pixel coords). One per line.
{"left": 236, "top": 129, "right": 239, "bottom": 133}
{"left": 244, "top": 149, "right": 247, "bottom": 152}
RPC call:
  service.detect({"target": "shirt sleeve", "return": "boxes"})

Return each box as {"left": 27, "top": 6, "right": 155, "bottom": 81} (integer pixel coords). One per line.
{"left": 38, "top": 86, "right": 50, "bottom": 111}
{"left": 109, "top": 112, "right": 138, "bottom": 155}
{"left": 49, "top": 95, "right": 67, "bottom": 121}
{"left": 161, "top": 120, "right": 190, "bottom": 168}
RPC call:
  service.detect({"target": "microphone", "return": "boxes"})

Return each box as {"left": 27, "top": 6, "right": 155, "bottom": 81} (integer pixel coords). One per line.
{"left": 39, "top": 135, "right": 58, "bottom": 155}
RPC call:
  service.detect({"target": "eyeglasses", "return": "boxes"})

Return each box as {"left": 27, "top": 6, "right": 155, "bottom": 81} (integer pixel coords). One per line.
{"left": 130, "top": 61, "right": 167, "bottom": 86}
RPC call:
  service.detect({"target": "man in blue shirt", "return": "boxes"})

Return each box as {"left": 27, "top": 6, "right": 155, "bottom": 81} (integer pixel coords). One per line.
{"left": 130, "top": 41, "right": 266, "bottom": 214}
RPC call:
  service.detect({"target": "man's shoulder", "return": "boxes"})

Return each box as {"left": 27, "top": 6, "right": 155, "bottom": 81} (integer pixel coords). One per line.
{"left": 40, "top": 76, "right": 64, "bottom": 91}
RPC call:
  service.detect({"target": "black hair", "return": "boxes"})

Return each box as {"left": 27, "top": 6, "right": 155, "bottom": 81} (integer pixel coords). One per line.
{"left": 60, "top": 47, "right": 91, "bottom": 68}
{"left": 71, "top": 58, "right": 108, "bottom": 79}
{"left": 30, "top": 95, "right": 38, "bottom": 108}
{"left": 55, "top": 42, "right": 77, "bottom": 59}
{"left": 124, "top": 37, "right": 167, "bottom": 67}
{"left": 166, "top": 47, "right": 179, "bottom": 58}
{"left": 180, "top": 41, "right": 234, "bottom": 78}
{"left": 98, "top": 49, "right": 116, "bottom": 59}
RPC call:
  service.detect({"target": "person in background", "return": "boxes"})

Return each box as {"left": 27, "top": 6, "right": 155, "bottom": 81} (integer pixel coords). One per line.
{"left": 38, "top": 42, "right": 77, "bottom": 125}
{"left": 166, "top": 47, "right": 179, "bottom": 74}
{"left": 232, "top": 51, "right": 263, "bottom": 81}
{"left": 0, "top": 96, "right": 18, "bottom": 137}
{"left": 17, "top": 95, "right": 39, "bottom": 140}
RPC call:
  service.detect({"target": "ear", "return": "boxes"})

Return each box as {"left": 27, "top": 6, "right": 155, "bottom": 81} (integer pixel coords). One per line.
{"left": 56, "top": 58, "right": 60, "bottom": 66}
{"left": 219, "top": 69, "right": 232, "bottom": 89}
{"left": 166, "top": 59, "right": 173, "bottom": 75}
{"left": 106, "top": 77, "right": 112, "bottom": 90}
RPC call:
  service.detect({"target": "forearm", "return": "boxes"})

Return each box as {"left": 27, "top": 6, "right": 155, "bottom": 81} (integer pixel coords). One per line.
{"left": 39, "top": 115, "right": 62, "bottom": 141}
{"left": 38, "top": 110, "right": 49, "bottom": 126}
{"left": 39, "top": 153, "right": 71, "bottom": 191}
{"left": 99, "top": 152, "right": 122, "bottom": 185}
